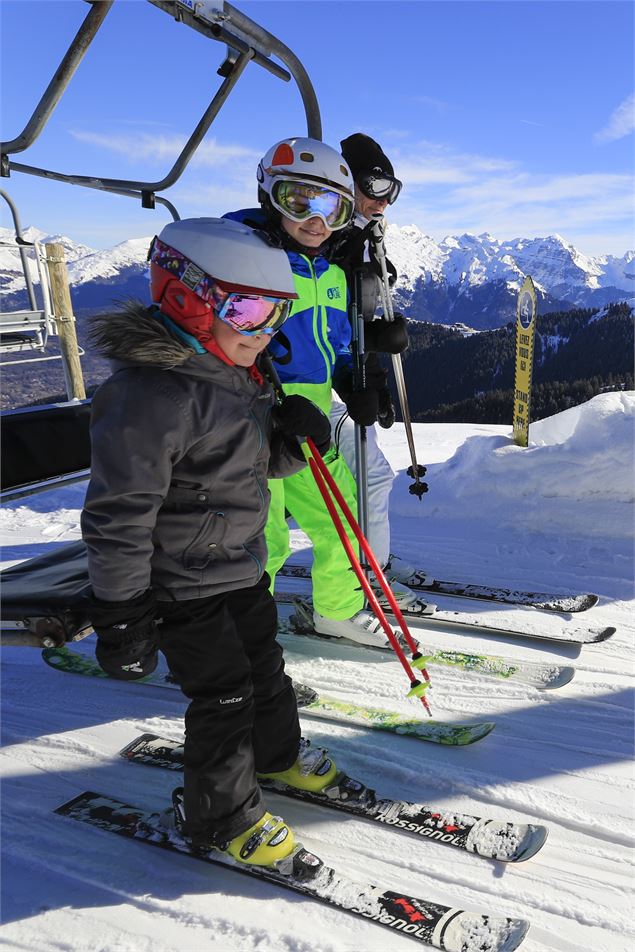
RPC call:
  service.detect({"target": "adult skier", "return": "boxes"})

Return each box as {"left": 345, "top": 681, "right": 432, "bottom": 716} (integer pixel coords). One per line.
{"left": 81, "top": 217, "right": 339, "bottom": 867}
{"left": 333, "top": 132, "right": 424, "bottom": 592}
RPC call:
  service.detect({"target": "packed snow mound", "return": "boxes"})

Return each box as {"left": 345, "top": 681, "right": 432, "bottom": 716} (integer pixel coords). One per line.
{"left": 408, "top": 392, "right": 635, "bottom": 540}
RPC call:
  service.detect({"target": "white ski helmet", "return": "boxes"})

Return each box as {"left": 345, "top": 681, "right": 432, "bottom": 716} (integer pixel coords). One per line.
{"left": 149, "top": 217, "right": 297, "bottom": 331}
{"left": 257, "top": 137, "right": 355, "bottom": 229}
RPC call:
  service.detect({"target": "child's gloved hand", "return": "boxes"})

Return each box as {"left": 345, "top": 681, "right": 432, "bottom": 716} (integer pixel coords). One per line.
{"left": 88, "top": 590, "right": 159, "bottom": 681}
{"left": 274, "top": 395, "right": 332, "bottom": 457}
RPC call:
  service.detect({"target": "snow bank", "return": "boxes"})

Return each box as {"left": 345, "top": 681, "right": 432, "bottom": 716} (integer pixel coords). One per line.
{"left": 394, "top": 393, "right": 635, "bottom": 541}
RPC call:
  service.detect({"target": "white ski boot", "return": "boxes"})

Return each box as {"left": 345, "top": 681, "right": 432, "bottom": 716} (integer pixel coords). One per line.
{"left": 384, "top": 554, "right": 434, "bottom": 587}
{"left": 313, "top": 607, "right": 393, "bottom": 647}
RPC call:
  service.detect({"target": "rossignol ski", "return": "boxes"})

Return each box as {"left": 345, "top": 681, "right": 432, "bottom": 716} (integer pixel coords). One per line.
{"left": 119, "top": 732, "right": 548, "bottom": 864}
{"left": 55, "top": 791, "right": 530, "bottom": 951}
{"left": 41, "top": 646, "right": 495, "bottom": 746}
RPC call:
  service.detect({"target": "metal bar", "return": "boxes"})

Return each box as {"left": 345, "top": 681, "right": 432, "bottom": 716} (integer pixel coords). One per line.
{"left": 6, "top": 165, "right": 181, "bottom": 220}
{"left": 3, "top": 1, "right": 321, "bottom": 210}
{"left": 0, "top": 469, "right": 90, "bottom": 504}
{"left": 148, "top": 0, "right": 290, "bottom": 81}
{"left": 7, "top": 50, "right": 252, "bottom": 199}
{"left": 1, "top": 1, "right": 114, "bottom": 155}
{"left": 370, "top": 218, "right": 427, "bottom": 498}
{"left": 223, "top": 2, "right": 321, "bottom": 138}
{"left": 0, "top": 189, "right": 38, "bottom": 310}
{"left": 350, "top": 269, "right": 369, "bottom": 542}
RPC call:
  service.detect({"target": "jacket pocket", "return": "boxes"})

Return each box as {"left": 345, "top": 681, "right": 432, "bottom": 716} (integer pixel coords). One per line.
{"left": 183, "top": 511, "right": 228, "bottom": 569}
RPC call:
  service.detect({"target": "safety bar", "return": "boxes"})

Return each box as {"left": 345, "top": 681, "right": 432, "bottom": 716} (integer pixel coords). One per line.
{"left": 1, "top": 189, "right": 39, "bottom": 309}
{"left": 0, "top": 189, "right": 58, "bottom": 356}
{"left": 0, "top": 1, "right": 115, "bottom": 159}
{"left": 1, "top": 0, "right": 321, "bottom": 215}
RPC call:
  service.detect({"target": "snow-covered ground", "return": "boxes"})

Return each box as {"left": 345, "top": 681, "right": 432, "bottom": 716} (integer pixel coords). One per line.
{"left": 1, "top": 392, "right": 633, "bottom": 951}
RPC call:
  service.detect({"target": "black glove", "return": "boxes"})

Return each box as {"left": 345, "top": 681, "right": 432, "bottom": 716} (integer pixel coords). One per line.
{"left": 377, "top": 387, "right": 396, "bottom": 429}
{"left": 330, "top": 224, "right": 367, "bottom": 274}
{"left": 88, "top": 589, "right": 159, "bottom": 681}
{"left": 274, "top": 394, "right": 331, "bottom": 457}
{"left": 364, "top": 314, "right": 409, "bottom": 354}
{"left": 334, "top": 360, "right": 386, "bottom": 427}
{"left": 345, "top": 388, "right": 380, "bottom": 426}
{"left": 368, "top": 244, "right": 398, "bottom": 286}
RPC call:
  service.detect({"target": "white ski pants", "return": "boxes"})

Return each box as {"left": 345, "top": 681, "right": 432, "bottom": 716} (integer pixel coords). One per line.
{"left": 330, "top": 395, "right": 396, "bottom": 567}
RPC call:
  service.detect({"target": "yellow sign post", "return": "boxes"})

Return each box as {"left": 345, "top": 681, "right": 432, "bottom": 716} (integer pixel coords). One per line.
{"left": 513, "top": 276, "right": 537, "bottom": 446}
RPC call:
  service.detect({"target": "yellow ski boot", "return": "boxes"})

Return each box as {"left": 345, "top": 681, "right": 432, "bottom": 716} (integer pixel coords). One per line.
{"left": 172, "top": 788, "right": 294, "bottom": 867}
{"left": 224, "top": 812, "right": 295, "bottom": 866}
{"left": 258, "top": 738, "right": 338, "bottom": 794}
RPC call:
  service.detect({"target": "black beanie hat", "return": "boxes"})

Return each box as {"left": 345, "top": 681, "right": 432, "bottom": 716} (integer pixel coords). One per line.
{"left": 340, "top": 133, "right": 395, "bottom": 181}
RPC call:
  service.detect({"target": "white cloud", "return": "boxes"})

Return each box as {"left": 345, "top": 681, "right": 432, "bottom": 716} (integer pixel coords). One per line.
{"left": 65, "top": 128, "right": 634, "bottom": 257}
{"left": 386, "top": 141, "right": 634, "bottom": 257}
{"left": 409, "top": 95, "right": 449, "bottom": 114}
{"left": 594, "top": 93, "right": 635, "bottom": 143}
{"left": 70, "top": 131, "right": 260, "bottom": 168}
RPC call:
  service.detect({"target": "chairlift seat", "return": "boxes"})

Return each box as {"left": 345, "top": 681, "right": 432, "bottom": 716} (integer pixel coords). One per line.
{"left": 0, "top": 309, "right": 50, "bottom": 352}
{"left": 1, "top": 540, "right": 92, "bottom": 646}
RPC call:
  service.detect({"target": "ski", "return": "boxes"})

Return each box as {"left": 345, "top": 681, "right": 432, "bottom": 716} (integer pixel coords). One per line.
{"left": 42, "top": 646, "right": 495, "bottom": 746}
{"left": 119, "top": 732, "right": 548, "bottom": 864}
{"left": 55, "top": 791, "right": 530, "bottom": 951}
{"left": 276, "top": 591, "right": 615, "bottom": 647}
{"left": 279, "top": 562, "right": 598, "bottom": 614}
{"left": 282, "top": 599, "right": 575, "bottom": 690}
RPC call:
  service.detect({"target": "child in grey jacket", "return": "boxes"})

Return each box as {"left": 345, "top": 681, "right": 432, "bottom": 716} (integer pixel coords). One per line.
{"left": 81, "top": 217, "right": 337, "bottom": 868}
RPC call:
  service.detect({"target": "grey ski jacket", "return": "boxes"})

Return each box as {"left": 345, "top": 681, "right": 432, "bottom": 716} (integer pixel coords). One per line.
{"left": 81, "top": 303, "right": 304, "bottom": 602}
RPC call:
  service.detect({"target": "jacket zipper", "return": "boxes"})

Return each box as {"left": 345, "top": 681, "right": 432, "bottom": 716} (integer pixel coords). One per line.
{"left": 303, "top": 255, "right": 332, "bottom": 381}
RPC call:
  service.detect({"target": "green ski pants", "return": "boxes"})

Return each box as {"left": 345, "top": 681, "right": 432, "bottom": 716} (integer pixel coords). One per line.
{"left": 265, "top": 383, "right": 365, "bottom": 621}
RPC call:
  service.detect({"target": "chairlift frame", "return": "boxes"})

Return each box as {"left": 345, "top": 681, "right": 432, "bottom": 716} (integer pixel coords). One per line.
{"left": 0, "top": 0, "right": 324, "bottom": 491}
{"left": 0, "top": 0, "right": 322, "bottom": 216}
{"left": 0, "top": 0, "right": 322, "bottom": 365}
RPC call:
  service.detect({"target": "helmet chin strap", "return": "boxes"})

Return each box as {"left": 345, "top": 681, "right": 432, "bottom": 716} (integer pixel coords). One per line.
{"left": 159, "top": 281, "right": 234, "bottom": 366}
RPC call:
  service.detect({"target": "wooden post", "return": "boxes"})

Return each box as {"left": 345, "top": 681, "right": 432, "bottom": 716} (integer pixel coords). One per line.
{"left": 45, "top": 242, "right": 86, "bottom": 400}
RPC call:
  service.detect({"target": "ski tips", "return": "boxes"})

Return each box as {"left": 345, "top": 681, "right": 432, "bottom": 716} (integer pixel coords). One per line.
{"left": 502, "top": 920, "right": 531, "bottom": 952}
{"left": 539, "top": 666, "right": 575, "bottom": 690}
{"left": 593, "top": 626, "right": 617, "bottom": 643}
{"left": 511, "top": 825, "right": 549, "bottom": 863}
{"left": 444, "top": 910, "right": 530, "bottom": 952}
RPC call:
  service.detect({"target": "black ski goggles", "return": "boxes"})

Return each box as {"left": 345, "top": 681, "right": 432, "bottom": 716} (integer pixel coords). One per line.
{"left": 356, "top": 170, "right": 402, "bottom": 205}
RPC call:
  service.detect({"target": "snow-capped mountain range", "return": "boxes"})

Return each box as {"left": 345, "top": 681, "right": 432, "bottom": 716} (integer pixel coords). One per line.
{"left": 1, "top": 225, "right": 633, "bottom": 328}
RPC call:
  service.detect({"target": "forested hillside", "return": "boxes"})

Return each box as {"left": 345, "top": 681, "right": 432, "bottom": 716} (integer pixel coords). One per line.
{"left": 2, "top": 303, "right": 632, "bottom": 419}
{"left": 398, "top": 302, "right": 634, "bottom": 423}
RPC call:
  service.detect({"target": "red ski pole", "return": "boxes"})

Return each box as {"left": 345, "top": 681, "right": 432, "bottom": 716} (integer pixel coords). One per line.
{"left": 305, "top": 438, "right": 429, "bottom": 665}
{"left": 303, "top": 441, "right": 432, "bottom": 715}
{"left": 259, "top": 351, "right": 431, "bottom": 711}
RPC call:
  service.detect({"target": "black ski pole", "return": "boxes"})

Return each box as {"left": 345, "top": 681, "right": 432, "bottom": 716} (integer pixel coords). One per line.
{"left": 369, "top": 216, "right": 428, "bottom": 500}
{"left": 350, "top": 266, "right": 370, "bottom": 546}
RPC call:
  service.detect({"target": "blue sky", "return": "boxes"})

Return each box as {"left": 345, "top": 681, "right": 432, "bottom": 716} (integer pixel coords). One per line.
{"left": 1, "top": 0, "right": 633, "bottom": 256}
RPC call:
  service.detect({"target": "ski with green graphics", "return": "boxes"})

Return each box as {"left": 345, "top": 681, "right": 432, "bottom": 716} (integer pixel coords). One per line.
{"left": 41, "top": 646, "right": 495, "bottom": 746}
{"left": 119, "top": 731, "right": 548, "bottom": 864}
{"left": 278, "top": 598, "right": 575, "bottom": 690}
{"left": 56, "top": 790, "right": 530, "bottom": 951}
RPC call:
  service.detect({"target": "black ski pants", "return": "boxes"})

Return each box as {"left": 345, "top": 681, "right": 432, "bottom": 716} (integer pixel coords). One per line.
{"left": 157, "top": 574, "right": 301, "bottom": 844}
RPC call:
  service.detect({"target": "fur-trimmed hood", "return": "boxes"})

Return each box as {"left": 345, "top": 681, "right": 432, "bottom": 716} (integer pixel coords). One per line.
{"left": 88, "top": 301, "right": 197, "bottom": 369}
